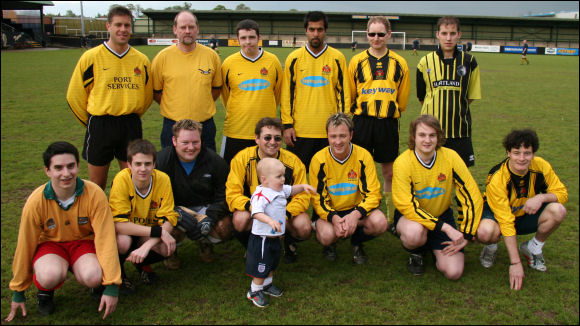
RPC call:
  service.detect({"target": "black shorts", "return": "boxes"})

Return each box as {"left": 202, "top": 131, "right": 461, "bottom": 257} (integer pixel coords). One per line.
{"left": 352, "top": 115, "right": 399, "bottom": 163}
{"left": 481, "top": 201, "right": 546, "bottom": 235}
{"left": 443, "top": 137, "right": 474, "bottom": 167}
{"left": 220, "top": 137, "right": 256, "bottom": 165}
{"left": 311, "top": 208, "right": 359, "bottom": 222}
{"left": 245, "top": 234, "right": 281, "bottom": 278}
{"left": 287, "top": 137, "right": 328, "bottom": 169}
{"left": 83, "top": 114, "right": 142, "bottom": 166}
{"left": 394, "top": 208, "right": 463, "bottom": 252}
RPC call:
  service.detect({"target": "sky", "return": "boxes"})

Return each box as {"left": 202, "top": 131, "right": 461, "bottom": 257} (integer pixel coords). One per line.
{"left": 38, "top": 1, "right": 579, "bottom": 18}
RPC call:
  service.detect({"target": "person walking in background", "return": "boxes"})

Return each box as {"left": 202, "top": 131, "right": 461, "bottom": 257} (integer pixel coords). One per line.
{"left": 521, "top": 39, "right": 530, "bottom": 65}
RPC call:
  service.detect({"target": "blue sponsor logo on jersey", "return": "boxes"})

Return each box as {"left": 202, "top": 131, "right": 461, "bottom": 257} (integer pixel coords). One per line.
{"left": 361, "top": 87, "right": 396, "bottom": 95}
{"left": 328, "top": 183, "right": 357, "bottom": 196}
{"left": 301, "top": 76, "right": 329, "bottom": 88}
{"left": 239, "top": 79, "right": 270, "bottom": 91}
{"left": 415, "top": 187, "right": 445, "bottom": 199}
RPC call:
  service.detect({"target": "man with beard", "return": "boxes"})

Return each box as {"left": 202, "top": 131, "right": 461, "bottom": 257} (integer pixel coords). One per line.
{"left": 281, "top": 11, "right": 350, "bottom": 169}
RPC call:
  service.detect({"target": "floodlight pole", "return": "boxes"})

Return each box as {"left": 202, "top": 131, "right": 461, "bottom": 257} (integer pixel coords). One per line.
{"left": 80, "top": 1, "right": 85, "bottom": 36}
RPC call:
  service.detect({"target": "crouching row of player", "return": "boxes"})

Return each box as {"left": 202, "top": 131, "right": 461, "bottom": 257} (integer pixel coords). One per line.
{"left": 5, "top": 114, "right": 567, "bottom": 319}
{"left": 241, "top": 113, "right": 567, "bottom": 309}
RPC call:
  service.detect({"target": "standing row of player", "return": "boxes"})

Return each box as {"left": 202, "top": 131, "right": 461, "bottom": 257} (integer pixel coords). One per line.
{"left": 5, "top": 6, "right": 567, "bottom": 321}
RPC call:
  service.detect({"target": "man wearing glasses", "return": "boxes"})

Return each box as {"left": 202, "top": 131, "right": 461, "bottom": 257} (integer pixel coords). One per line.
{"left": 348, "top": 16, "right": 410, "bottom": 226}
{"left": 226, "top": 117, "right": 312, "bottom": 264}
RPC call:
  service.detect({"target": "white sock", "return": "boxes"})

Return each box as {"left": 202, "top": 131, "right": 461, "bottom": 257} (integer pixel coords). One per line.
{"left": 528, "top": 237, "right": 545, "bottom": 255}
{"left": 486, "top": 243, "right": 498, "bottom": 251}
{"left": 251, "top": 281, "right": 264, "bottom": 293}
{"left": 263, "top": 276, "right": 273, "bottom": 287}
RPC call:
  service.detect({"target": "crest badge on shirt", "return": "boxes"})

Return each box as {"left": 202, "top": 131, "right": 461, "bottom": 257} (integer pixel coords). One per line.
{"left": 258, "top": 263, "right": 266, "bottom": 273}
{"left": 348, "top": 169, "right": 358, "bottom": 181}
{"left": 46, "top": 218, "right": 56, "bottom": 230}
{"left": 375, "top": 69, "right": 385, "bottom": 80}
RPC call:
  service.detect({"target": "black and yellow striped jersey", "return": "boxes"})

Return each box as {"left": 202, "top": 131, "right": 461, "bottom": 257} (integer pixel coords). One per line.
{"left": 416, "top": 48, "right": 481, "bottom": 138}
{"left": 66, "top": 43, "right": 153, "bottom": 126}
{"left": 484, "top": 156, "right": 567, "bottom": 237}
{"left": 309, "top": 144, "right": 382, "bottom": 221}
{"left": 392, "top": 147, "right": 483, "bottom": 240}
{"left": 221, "top": 49, "right": 283, "bottom": 139}
{"left": 348, "top": 49, "right": 410, "bottom": 119}
{"left": 281, "top": 44, "right": 351, "bottom": 138}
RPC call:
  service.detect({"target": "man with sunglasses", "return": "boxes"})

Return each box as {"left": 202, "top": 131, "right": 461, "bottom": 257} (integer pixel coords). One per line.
{"left": 348, "top": 16, "right": 410, "bottom": 226}
{"left": 226, "top": 117, "right": 311, "bottom": 264}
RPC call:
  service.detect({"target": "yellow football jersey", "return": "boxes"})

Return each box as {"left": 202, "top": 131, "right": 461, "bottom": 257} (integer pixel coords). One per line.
{"left": 417, "top": 49, "right": 481, "bottom": 138}
{"left": 109, "top": 168, "right": 178, "bottom": 227}
{"left": 393, "top": 148, "right": 483, "bottom": 239}
{"left": 349, "top": 49, "right": 410, "bottom": 119}
{"left": 226, "top": 146, "right": 309, "bottom": 218}
{"left": 221, "top": 49, "right": 283, "bottom": 139}
{"left": 309, "top": 144, "right": 382, "bottom": 221}
{"left": 66, "top": 43, "right": 153, "bottom": 126}
{"left": 281, "top": 45, "right": 351, "bottom": 138}
{"left": 484, "top": 156, "right": 567, "bottom": 237}
{"left": 152, "top": 43, "right": 222, "bottom": 122}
